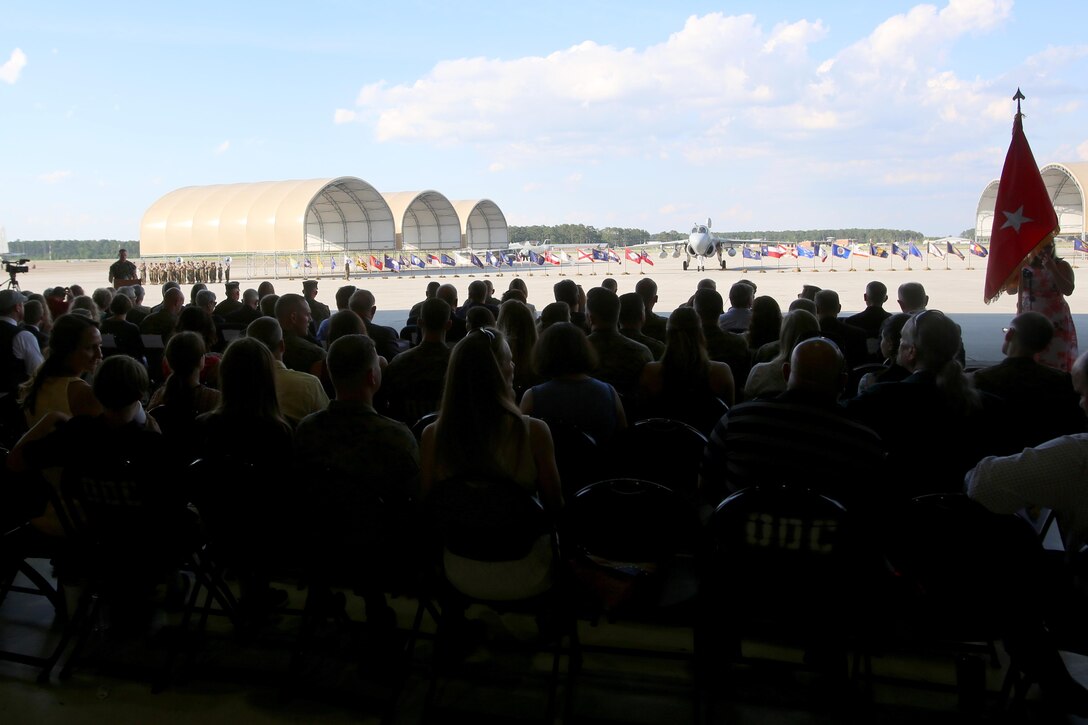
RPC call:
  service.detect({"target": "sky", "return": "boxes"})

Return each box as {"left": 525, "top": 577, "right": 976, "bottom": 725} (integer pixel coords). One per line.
{"left": 1, "top": 0, "right": 1086, "bottom": 243}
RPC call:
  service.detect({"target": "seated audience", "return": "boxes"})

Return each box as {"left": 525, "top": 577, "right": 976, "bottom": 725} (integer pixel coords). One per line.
{"left": 639, "top": 307, "right": 735, "bottom": 431}
{"left": 700, "top": 337, "right": 885, "bottom": 514}
{"left": 421, "top": 327, "right": 562, "bottom": 601}
{"left": 745, "top": 310, "right": 820, "bottom": 400}
{"left": 101, "top": 293, "right": 145, "bottom": 362}
{"left": 497, "top": 299, "right": 541, "bottom": 399}
{"left": 970, "top": 311, "right": 1084, "bottom": 447}
{"left": 856, "top": 313, "right": 913, "bottom": 392}
{"left": 246, "top": 317, "right": 329, "bottom": 426}
{"left": 746, "top": 295, "right": 782, "bottom": 361}
{"left": 844, "top": 310, "right": 1010, "bottom": 497}
{"left": 377, "top": 298, "right": 451, "bottom": 423}
{"left": 586, "top": 287, "right": 652, "bottom": 397}
{"left": 20, "top": 313, "right": 102, "bottom": 428}
{"left": 521, "top": 322, "right": 626, "bottom": 444}
{"left": 618, "top": 293, "right": 664, "bottom": 360}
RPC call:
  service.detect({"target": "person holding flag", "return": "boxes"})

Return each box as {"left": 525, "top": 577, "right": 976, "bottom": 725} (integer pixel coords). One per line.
{"left": 986, "top": 90, "right": 1077, "bottom": 371}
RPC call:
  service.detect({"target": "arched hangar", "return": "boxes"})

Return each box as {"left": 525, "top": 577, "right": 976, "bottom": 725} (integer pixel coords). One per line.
{"left": 140, "top": 177, "right": 396, "bottom": 256}
{"left": 976, "top": 162, "right": 1087, "bottom": 243}
{"left": 382, "top": 191, "right": 463, "bottom": 250}
{"left": 452, "top": 199, "right": 509, "bottom": 249}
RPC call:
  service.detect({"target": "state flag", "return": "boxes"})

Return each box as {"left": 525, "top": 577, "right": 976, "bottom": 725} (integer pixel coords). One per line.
{"left": 947, "top": 243, "right": 965, "bottom": 260}
{"left": 891, "top": 244, "right": 907, "bottom": 260}
{"left": 440, "top": 253, "right": 456, "bottom": 266}
{"left": 639, "top": 251, "right": 655, "bottom": 266}
{"left": 971, "top": 243, "right": 989, "bottom": 258}
{"left": 411, "top": 254, "right": 426, "bottom": 268}
{"left": 471, "top": 253, "right": 484, "bottom": 268}
{"left": 832, "top": 243, "right": 851, "bottom": 259}
{"left": 742, "top": 246, "right": 761, "bottom": 260}
{"left": 928, "top": 243, "right": 945, "bottom": 259}
{"left": 625, "top": 248, "right": 641, "bottom": 263}
{"left": 370, "top": 255, "right": 383, "bottom": 271}
{"left": 795, "top": 242, "right": 815, "bottom": 259}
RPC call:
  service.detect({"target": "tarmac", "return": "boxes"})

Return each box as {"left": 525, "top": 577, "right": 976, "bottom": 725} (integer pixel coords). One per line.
{"left": 13, "top": 253, "right": 1088, "bottom": 368}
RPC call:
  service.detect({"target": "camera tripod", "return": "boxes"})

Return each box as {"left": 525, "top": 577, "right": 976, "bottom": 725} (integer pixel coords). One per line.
{"left": 4, "top": 271, "right": 20, "bottom": 291}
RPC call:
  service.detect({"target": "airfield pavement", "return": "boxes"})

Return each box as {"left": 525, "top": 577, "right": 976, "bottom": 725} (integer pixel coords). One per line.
{"left": 14, "top": 253, "right": 1088, "bottom": 367}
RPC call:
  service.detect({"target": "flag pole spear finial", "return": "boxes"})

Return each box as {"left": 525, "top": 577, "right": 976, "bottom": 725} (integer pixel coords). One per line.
{"left": 1013, "top": 88, "right": 1025, "bottom": 118}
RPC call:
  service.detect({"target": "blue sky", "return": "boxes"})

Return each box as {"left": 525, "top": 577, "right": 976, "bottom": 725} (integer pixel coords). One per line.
{"left": 1, "top": 0, "right": 1086, "bottom": 242}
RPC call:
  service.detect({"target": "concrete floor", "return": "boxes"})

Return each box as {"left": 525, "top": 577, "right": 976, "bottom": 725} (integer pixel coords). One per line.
{"left": 3, "top": 557, "right": 1087, "bottom": 724}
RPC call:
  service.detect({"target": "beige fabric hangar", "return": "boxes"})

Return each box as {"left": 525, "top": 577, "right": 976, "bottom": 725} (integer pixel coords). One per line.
{"left": 140, "top": 177, "right": 396, "bottom": 256}
{"left": 975, "top": 162, "right": 1088, "bottom": 243}
{"left": 452, "top": 199, "right": 509, "bottom": 249}
{"left": 382, "top": 191, "right": 463, "bottom": 250}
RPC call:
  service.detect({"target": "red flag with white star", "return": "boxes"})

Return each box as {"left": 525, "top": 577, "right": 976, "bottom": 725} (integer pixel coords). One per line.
{"left": 984, "top": 111, "right": 1058, "bottom": 302}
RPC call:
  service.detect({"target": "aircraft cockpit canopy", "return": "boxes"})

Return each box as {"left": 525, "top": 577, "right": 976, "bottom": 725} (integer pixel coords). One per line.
{"left": 692, "top": 225, "right": 707, "bottom": 235}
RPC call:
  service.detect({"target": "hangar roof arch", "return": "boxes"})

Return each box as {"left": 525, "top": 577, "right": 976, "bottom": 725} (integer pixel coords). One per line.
{"left": 140, "top": 177, "right": 395, "bottom": 256}
{"left": 382, "top": 191, "right": 462, "bottom": 250}
{"left": 451, "top": 199, "right": 508, "bottom": 249}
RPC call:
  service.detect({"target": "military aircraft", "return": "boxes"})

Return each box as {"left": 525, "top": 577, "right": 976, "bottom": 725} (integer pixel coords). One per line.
{"left": 682, "top": 219, "right": 763, "bottom": 271}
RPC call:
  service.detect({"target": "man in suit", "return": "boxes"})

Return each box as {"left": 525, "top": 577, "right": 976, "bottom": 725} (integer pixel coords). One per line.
{"left": 349, "top": 289, "right": 401, "bottom": 361}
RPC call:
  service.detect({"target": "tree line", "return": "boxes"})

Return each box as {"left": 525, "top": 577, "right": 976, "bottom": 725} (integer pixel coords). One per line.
{"left": 6, "top": 240, "right": 139, "bottom": 260}
{"left": 508, "top": 225, "right": 928, "bottom": 246}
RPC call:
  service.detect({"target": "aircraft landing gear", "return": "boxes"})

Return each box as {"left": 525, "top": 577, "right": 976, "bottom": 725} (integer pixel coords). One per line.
{"left": 683, "top": 259, "right": 689, "bottom": 271}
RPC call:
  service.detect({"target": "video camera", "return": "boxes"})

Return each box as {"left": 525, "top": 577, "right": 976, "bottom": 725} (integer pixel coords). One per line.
{"left": 2, "top": 259, "right": 30, "bottom": 275}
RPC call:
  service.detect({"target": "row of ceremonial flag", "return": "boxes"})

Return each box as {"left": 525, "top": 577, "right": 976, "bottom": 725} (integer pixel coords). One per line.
{"left": 738, "top": 240, "right": 987, "bottom": 262}
{"left": 276, "top": 240, "right": 992, "bottom": 274}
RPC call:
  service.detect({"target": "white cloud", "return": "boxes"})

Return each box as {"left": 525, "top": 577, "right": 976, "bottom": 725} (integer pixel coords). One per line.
{"left": 0, "top": 48, "right": 27, "bottom": 84}
{"left": 1078, "top": 140, "right": 1088, "bottom": 161}
{"left": 488, "top": 162, "right": 505, "bottom": 172}
{"left": 566, "top": 172, "right": 583, "bottom": 183}
{"left": 38, "top": 170, "right": 72, "bottom": 184}
{"left": 214, "top": 140, "right": 230, "bottom": 155}
{"left": 334, "top": 1, "right": 1028, "bottom": 169}
{"left": 333, "top": 108, "right": 357, "bottom": 124}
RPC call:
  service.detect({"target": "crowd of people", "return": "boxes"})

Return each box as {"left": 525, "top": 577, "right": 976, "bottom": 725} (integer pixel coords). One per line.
{"left": 2, "top": 254, "right": 1087, "bottom": 712}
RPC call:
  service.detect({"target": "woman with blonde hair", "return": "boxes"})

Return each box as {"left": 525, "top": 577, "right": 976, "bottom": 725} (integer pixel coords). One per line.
{"left": 20, "top": 313, "right": 103, "bottom": 427}
{"left": 420, "top": 327, "right": 561, "bottom": 600}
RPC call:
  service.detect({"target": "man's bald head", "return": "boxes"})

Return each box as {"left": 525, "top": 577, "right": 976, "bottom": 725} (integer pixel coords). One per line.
{"left": 163, "top": 287, "right": 185, "bottom": 312}
{"left": 1005, "top": 311, "right": 1053, "bottom": 356}
{"left": 785, "top": 337, "right": 846, "bottom": 399}
{"left": 437, "top": 284, "right": 458, "bottom": 308}
{"left": 897, "top": 282, "right": 928, "bottom": 313}
{"left": 348, "top": 289, "right": 376, "bottom": 321}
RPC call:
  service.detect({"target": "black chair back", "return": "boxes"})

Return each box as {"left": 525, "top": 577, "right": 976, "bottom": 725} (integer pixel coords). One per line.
{"left": 612, "top": 418, "right": 707, "bottom": 495}
{"left": 571, "top": 478, "right": 697, "bottom": 563}
{"left": 427, "top": 475, "right": 549, "bottom": 562}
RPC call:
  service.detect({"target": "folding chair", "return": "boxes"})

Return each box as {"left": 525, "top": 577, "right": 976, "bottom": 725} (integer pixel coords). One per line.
{"left": 48, "top": 457, "right": 201, "bottom": 682}
{"left": 610, "top": 419, "right": 707, "bottom": 497}
{"left": 422, "top": 475, "right": 578, "bottom": 723}
{"left": 542, "top": 420, "right": 600, "bottom": 503}
{"left": 698, "top": 483, "right": 876, "bottom": 705}
{"left": 0, "top": 448, "right": 70, "bottom": 681}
